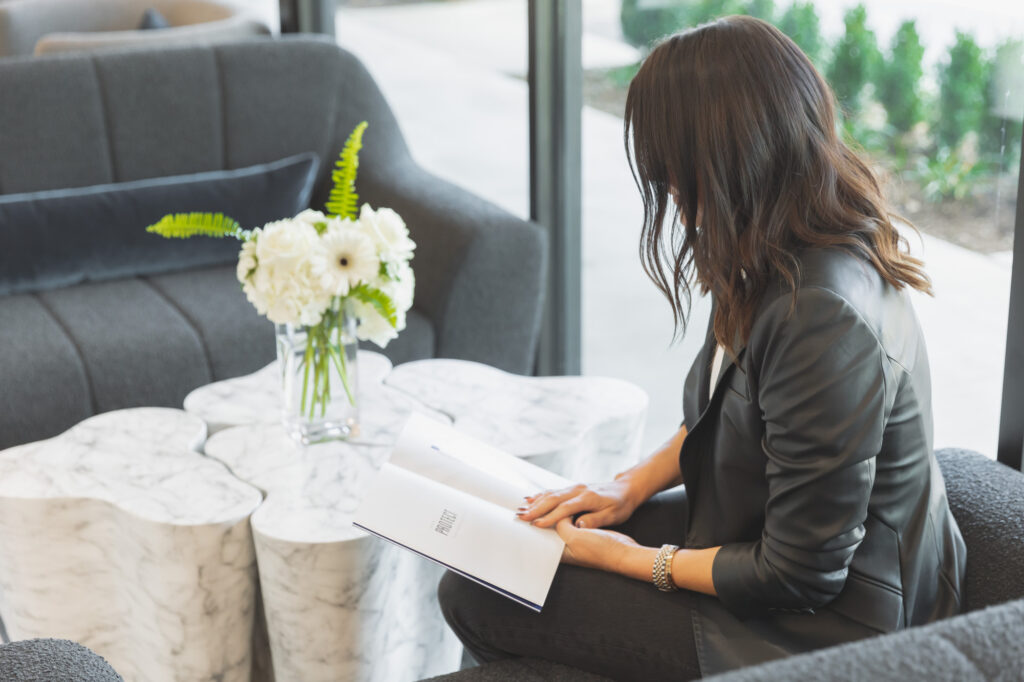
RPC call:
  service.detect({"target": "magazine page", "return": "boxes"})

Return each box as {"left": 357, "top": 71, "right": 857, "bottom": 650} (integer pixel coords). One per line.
{"left": 353, "top": 462, "right": 565, "bottom": 611}
{"left": 390, "top": 413, "right": 572, "bottom": 511}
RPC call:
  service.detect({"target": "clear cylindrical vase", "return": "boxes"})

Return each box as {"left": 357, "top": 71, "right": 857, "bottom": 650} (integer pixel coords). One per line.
{"left": 276, "top": 312, "right": 359, "bottom": 445}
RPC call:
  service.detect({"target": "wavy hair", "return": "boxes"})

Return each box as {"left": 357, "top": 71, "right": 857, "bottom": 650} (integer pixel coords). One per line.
{"left": 624, "top": 15, "right": 931, "bottom": 348}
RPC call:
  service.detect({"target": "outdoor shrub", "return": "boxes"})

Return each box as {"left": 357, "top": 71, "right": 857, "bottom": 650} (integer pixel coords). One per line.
{"left": 983, "top": 37, "right": 1024, "bottom": 168}
{"left": 936, "top": 31, "right": 990, "bottom": 151}
{"left": 619, "top": 0, "right": 689, "bottom": 49}
{"left": 915, "top": 141, "right": 985, "bottom": 201}
{"left": 743, "top": 0, "right": 775, "bottom": 23}
{"left": 879, "top": 20, "right": 925, "bottom": 138}
{"left": 619, "top": 0, "right": 768, "bottom": 49}
{"left": 827, "top": 5, "right": 881, "bottom": 118}
{"left": 778, "top": 1, "right": 824, "bottom": 67}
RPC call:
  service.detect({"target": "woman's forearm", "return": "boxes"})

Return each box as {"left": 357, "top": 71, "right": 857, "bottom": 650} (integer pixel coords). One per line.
{"left": 616, "top": 424, "right": 687, "bottom": 507}
{"left": 616, "top": 544, "right": 720, "bottom": 596}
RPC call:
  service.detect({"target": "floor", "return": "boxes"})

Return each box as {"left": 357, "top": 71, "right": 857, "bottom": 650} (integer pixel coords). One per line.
{"left": 335, "top": 0, "right": 1012, "bottom": 460}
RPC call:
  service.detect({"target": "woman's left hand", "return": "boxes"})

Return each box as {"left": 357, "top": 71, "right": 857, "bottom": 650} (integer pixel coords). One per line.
{"left": 555, "top": 517, "right": 642, "bottom": 572}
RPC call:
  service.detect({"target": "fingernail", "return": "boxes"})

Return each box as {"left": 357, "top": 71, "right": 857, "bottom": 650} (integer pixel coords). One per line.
{"left": 576, "top": 520, "right": 585, "bottom": 528}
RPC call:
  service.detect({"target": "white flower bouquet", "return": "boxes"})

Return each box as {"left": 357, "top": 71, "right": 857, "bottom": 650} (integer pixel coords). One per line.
{"left": 146, "top": 123, "right": 414, "bottom": 439}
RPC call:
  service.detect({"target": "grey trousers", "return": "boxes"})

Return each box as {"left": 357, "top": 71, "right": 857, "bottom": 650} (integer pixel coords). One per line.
{"left": 437, "top": 487, "right": 702, "bottom": 681}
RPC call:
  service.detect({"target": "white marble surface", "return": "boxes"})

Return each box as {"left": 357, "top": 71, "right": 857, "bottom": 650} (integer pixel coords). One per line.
{"left": 190, "top": 354, "right": 649, "bottom": 682}
{"left": 0, "top": 409, "right": 262, "bottom": 682}
{"left": 385, "top": 359, "right": 650, "bottom": 483}
{"left": 183, "top": 352, "right": 395, "bottom": 436}
{"left": 199, "top": 353, "right": 462, "bottom": 682}
{"left": 0, "top": 354, "right": 648, "bottom": 682}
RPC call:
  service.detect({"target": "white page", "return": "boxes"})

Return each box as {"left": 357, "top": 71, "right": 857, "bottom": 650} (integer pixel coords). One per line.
{"left": 390, "top": 413, "right": 572, "bottom": 511}
{"left": 353, "top": 462, "right": 564, "bottom": 611}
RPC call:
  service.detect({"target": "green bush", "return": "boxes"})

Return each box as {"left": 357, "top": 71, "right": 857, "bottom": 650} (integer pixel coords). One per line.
{"left": 879, "top": 20, "right": 925, "bottom": 137}
{"left": 619, "top": 0, "right": 770, "bottom": 50}
{"left": 983, "top": 37, "right": 1024, "bottom": 167}
{"left": 619, "top": 0, "right": 689, "bottom": 49}
{"left": 936, "top": 31, "right": 990, "bottom": 151}
{"left": 742, "top": 0, "right": 775, "bottom": 23}
{"left": 778, "top": 2, "right": 824, "bottom": 67}
{"left": 827, "top": 4, "right": 882, "bottom": 117}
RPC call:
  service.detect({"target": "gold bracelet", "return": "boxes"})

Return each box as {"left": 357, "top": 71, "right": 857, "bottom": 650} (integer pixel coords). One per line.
{"left": 652, "top": 544, "right": 680, "bottom": 592}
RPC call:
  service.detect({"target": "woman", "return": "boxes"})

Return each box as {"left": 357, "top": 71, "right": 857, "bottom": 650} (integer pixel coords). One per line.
{"left": 438, "top": 15, "right": 966, "bottom": 680}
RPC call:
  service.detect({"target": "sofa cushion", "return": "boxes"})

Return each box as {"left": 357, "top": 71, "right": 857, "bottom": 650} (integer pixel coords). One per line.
{"left": 0, "top": 152, "right": 318, "bottom": 297}
{"left": 937, "top": 448, "right": 1024, "bottom": 611}
{"left": 705, "top": 597, "right": 1024, "bottom": 682}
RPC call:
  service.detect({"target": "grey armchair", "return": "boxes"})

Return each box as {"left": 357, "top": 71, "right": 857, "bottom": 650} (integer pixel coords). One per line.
{"left": 0, "top": 36, "right": 546, "bottom": 449}
{"left": 0, "top": 639, "right": 123, "bottom": 681}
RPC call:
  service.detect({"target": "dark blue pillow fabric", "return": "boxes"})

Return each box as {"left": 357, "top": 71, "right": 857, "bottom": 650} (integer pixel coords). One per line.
{"left": 138, "top": 8, "right": 172, "bottom": 30}
{"left": 0, "top": 152, "right": 319, "bottom": 296}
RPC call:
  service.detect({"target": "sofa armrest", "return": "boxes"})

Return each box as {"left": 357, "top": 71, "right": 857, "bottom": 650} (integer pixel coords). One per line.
{"left": 361, "top": 162, "right": 547, "bottom": 375}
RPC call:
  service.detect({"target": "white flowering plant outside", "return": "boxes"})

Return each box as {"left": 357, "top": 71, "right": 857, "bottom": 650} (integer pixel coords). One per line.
{"left": 146, "top": 122, "right": 415, "bottom": 420}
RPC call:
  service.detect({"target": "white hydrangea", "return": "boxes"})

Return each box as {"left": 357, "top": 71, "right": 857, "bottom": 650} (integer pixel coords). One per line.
{"left": 240, "top": 218, "right": 331, "bottom": 326}
{"left": 357, "top": 203, "right": 415, "bottom": 263}
{"left": 350, "top": 299, "right": 399, "bottom": 347}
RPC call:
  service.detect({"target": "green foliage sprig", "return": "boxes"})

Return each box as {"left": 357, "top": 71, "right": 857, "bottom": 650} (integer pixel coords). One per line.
{"left": 326, "top": 121, "right": 368, "bottom": 220}
{"left": 146, "top": 212, "right": 247, "bottom": 240}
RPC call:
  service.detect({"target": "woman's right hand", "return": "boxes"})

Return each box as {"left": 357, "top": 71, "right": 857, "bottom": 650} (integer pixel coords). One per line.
{"left": 516, "top": 477, "right": 642, "bottom": 530}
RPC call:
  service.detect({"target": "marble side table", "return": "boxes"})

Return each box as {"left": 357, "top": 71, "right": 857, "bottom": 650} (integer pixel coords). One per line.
{"left": 0, "top": 409, "right": 263, "bottom": 682}
{"left": 186, "top": 352, "right": 649, "bottom": 682}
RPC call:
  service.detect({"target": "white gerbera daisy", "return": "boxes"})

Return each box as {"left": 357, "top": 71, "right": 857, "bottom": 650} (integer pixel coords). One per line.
{"left": 318, "top": 225, "right": 379, "bottom": 296}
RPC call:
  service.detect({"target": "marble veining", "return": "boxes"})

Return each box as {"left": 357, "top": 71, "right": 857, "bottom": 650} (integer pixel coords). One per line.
{"left": 385, "top": 359, "right": 650, "bottom": 483}
{"left": 0, "top": 408, "right": 263, "bottom": 682}
{"left": 184, "top": 352, "right": 394, "bottom": 435}
{"left": 1, "top": 354, "right": 648, "bottom": 682}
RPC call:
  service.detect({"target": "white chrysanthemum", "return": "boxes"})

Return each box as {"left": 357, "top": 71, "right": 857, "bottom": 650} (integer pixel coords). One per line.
{"left": 318, "top": 223, "right": 379, "bottom": 295}
{"left": 357, "top": 203, "right": 415, "bottom": 262}
{"left": 293, "top": 208, "right": 329, "bottom": 227}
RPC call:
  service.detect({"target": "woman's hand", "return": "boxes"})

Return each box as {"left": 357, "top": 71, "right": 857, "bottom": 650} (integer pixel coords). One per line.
{"left": 555, "top": 518, "right": 642, "bottom": 572}
{"left": 516, "top": 478, "right": 640, "bottom": 529}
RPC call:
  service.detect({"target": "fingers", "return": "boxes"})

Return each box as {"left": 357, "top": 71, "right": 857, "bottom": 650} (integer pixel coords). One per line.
{"left": 517, "top": 485, "right": 584, "bottom": 523}
{"left": 532, "top": 495, "right": 592, "bottom": 528}
{"left": 573, "top": 508, "right": 617, "bottom": 529}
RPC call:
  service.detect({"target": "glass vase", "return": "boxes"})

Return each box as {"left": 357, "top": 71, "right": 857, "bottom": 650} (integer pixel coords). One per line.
{"left": 275, "top": 311, "right": 359, "bottom": 445}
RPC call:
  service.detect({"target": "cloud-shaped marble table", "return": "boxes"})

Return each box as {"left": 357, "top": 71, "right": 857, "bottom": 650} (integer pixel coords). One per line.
{"left": 0, "top": 409, "right": 263, "bottom": 682}
{"left": 187, "top": 353, "right": 649, "bottom": 682}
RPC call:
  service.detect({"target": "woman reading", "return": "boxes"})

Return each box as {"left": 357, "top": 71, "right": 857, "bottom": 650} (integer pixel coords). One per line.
{"left": 439, "top": 15, "right": 966, "bottom": 679}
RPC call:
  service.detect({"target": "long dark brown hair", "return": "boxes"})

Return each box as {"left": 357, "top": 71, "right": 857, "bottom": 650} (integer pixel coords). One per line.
{"left": 625, "top": 15, "right": 931, "bottom": 348}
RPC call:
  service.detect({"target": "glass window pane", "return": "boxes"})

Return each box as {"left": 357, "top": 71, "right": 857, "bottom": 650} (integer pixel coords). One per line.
{"left": 583, "top": 0, "right": 1023, "bottom": 458}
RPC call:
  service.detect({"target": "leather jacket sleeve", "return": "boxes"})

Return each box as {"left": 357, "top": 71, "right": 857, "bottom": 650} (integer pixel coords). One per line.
{"left": 711, "top": 287, "right": 893, "bottom": 617}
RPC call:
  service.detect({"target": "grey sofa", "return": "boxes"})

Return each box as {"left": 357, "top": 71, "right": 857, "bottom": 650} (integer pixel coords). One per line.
{"left": 0, "top": 639, "right": 123, "bottom": 681}
{"left": 0, "top": 36, "right": 546, "bottom": 450}
{"left": 430, "top": 448, "right": 1024, "bottom": 681}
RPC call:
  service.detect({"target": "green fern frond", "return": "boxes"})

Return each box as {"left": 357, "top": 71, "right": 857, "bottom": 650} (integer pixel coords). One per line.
{"left": 146, "top": 212, "right": 244, "bottom": 240}
{"left": 325, "top": 121, "right": 368, "bottom": 220}
{"left": 349, "top": 283, "right": 397, "bottom": 327}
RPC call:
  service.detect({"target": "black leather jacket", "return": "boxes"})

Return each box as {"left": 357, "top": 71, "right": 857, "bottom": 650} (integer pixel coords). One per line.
{"left": 680, "top": 248, "right": 966, "bottom": 675}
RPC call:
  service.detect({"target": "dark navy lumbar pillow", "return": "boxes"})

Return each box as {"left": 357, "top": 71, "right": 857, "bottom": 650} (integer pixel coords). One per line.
{"left": 138, "top": 7, "right": 172, "bottom": 30}
{"left": 0, "top": 152, "right": 319, "bottom": 297}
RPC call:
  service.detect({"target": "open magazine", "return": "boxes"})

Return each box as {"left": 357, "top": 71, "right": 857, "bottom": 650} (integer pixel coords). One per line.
{"left": 353, "top": 412, "right": 570, "bottom": 611}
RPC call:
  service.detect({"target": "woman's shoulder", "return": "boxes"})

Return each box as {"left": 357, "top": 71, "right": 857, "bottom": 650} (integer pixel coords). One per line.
{"left": 752, "top": 246, "right": 916, "bottom": 350}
